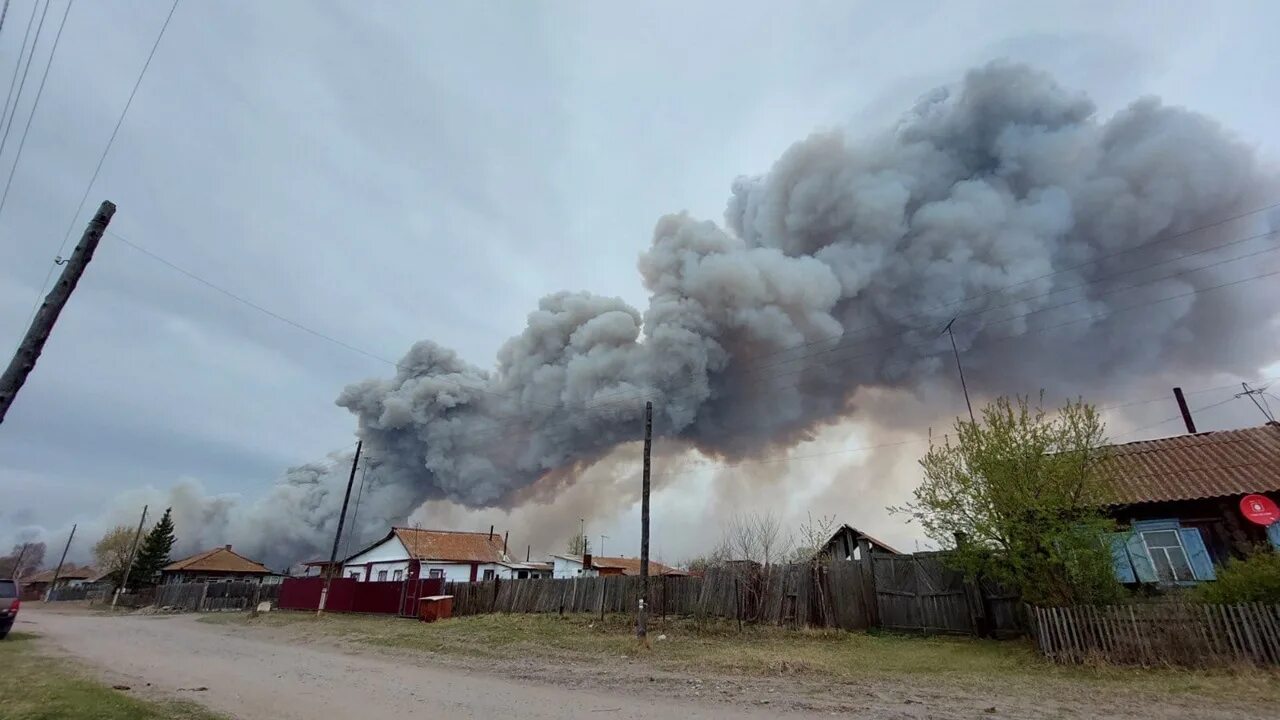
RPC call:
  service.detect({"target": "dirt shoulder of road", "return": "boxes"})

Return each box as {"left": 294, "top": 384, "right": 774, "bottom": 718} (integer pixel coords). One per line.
{"left": 0, "top": 630, "right": 226, "bottom": 720}
{"left": 198, "top": 610, "right": 1280, "bottom": 719}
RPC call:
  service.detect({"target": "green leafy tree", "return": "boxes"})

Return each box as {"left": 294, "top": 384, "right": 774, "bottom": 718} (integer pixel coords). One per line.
{"left": 894, "top": 395, "right": 1122, "bottom": 606}
{"left": 130, "top": 508, "right": 177, "bottom": 589}
{"left": 93, "top": 526, "right": 136, "bottom": 590}
{"left": 1194, "top": 548, "right": 1280, "bottom": 604}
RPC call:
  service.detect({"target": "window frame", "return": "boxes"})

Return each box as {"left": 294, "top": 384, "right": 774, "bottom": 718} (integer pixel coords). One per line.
{"left": 392, "top": 569, "right": 403, "bottom": 582}
{"left": 482, "top": 568, "right": 496, "bottom": 581}
{"left": 376, "top": 569, "right": 388, "bottom": 581}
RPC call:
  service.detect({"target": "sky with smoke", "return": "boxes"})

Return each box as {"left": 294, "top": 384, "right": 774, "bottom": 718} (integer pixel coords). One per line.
{"left": 2, "top": 2, "right": 1277, "bottom": 569}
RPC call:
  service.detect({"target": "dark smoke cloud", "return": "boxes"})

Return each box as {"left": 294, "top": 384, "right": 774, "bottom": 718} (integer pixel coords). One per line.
{"left": 339, "top": 61, "right": 1276, "bottom": 509}
{"left": 18, "top": 62, "right": 1275, "bottom": 569}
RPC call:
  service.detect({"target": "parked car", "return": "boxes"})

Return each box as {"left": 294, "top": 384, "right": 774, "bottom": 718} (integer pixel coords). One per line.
{"left": 0, "top": 579, "right": 18, "bottom": 639}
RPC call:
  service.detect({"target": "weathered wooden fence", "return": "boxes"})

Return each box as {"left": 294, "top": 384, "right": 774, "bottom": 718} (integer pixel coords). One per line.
{"left": 153, "top": 582, "right": 281, "bottom": 612}
{"left": 443, "top": 554, "right": 1020, "bottom": 636}
{"left": 1031, "top": 602, "right": 1280, "bottom": 667}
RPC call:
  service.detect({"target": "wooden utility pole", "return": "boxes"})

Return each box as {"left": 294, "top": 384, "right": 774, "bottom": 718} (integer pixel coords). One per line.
{"left": 941, "top": 318, "right": 974, "bottom": 423}
{"left": 11, "top": 542, "right": 29, "bottom": 578}
{"left": 0, "top": 201, "right": 116, "bottom": 425}
{"left": 637, "top": 401, "right": 652, "bottom": 646}
{"left": 112, "top": 505, "right": 148, "bottom": 610}
{"left": 44, "top": 524, "right": 76, "bottom": 601}
{"left": 318, "top": 440, "right": 362, "bottom": 614}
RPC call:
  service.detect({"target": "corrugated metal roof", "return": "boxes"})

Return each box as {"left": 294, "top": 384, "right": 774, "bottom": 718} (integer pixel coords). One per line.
{"left": 1101, "top": 423, "right": 1280, "bottom": 505}
{"left": 392, "top": 528, "right": 509, "bottom": 563}
{"left": 163, "top": 546, "right": 274, "bottom": 574}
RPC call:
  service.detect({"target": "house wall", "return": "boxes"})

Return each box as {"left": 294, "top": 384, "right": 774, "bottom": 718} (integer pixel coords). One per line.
{"left": 1111, "top": 491, "right": 1280, "bottom": 563}
{"left": 547, "top": 556, "right": 591, "bottom": 576}
{"left": 341, "top": 536, "right": 514, "bottom": 582}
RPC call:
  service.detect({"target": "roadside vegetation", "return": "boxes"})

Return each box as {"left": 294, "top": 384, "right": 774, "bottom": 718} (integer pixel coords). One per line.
{"left": 202, "top": 610, "right": 1280, "bottom": 701}
{"left": 0, "top": 632, "right": 224, "bottom": 720}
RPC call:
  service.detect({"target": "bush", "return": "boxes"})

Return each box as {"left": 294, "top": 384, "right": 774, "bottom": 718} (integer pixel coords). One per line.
{"left": 1194, "top": 549, "right": 1280, "bottom": 604}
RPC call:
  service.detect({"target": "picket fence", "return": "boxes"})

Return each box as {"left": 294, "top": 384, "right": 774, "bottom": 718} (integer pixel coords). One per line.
{"left": 1031, "top": 602, "right": 1280, "bottom": 667}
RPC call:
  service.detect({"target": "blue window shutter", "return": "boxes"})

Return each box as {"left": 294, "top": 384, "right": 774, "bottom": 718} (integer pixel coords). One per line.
{"left": 1106, "top": 534, "right": 1136, "bottom": 583}
{"left": 1267, "top": 522, "right": 1280, "bottom": 550}
{"left": 1178, "top": 527, "right": 1216, "bottom": 581}
{"left": 1124, "top": 532, "right": 1157, "bottom": 583}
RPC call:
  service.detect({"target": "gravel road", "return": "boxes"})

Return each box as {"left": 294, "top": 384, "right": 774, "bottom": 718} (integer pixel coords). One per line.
{"left": 18, "top": 607, "right": 812, "bottom": 719}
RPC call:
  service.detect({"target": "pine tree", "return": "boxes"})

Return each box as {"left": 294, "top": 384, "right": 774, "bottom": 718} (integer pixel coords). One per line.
{"left": 130, "top": 508, "right": 176, "bottom": 589}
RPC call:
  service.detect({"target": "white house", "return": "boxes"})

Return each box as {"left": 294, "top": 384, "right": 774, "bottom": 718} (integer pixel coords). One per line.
{"left": 342, "top": 527, "right": 549, "bottom": 582}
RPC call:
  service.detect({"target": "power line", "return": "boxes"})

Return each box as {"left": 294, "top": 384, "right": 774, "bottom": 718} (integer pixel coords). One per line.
{"left": 0, "top": 0, "right": 48, "bottom": 162}
{"left": 16, "top": 0, "right": 178, "bottom": 349}
{"left": 107, "top": 222, "right": 1280, "bottom": 439}
{"left": 577, "top": 209, "right": 1280, "bottom": 412}
{"left": 0, "top": 0, "right": 12, "bottom": 37}
{"left": 106, "top": 229, "right": 564, "bottom": 412}
{"left": 0, "top": 1, "right": 39, "bottom": 141}
{"left": 0, "top": 0, "right": 72, "bottom": 222}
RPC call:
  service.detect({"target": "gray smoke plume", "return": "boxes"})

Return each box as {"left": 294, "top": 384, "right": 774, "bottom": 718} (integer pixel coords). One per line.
{"left": 338, "top": 61, "right": 1276, "bottom": 514}
{"left": 20, "top": 62, "right": 1276, "bottom": 569}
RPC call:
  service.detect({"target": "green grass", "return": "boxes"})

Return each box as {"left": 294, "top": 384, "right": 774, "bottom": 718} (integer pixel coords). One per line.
{"left": 0, "top": 633, "right": 225, "bottom": 720}
{"left": 201, "top": 611, "right": 1280, "bottom": 700}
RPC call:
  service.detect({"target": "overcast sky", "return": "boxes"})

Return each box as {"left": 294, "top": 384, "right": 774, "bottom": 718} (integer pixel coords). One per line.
{"left": 2, "top": 1, "right": 1277, "bottom": 564}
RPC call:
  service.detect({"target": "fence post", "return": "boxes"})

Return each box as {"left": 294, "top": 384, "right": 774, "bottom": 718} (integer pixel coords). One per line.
{"left": 856, "top": 538, "right": 879, "bottom": 629}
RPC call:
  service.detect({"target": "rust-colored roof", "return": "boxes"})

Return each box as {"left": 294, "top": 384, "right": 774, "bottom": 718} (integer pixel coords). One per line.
{"left": 1100, "top": 424, "right": 1280, "bottom": 505}
{"left": 24, "top": 565, "right": 96, "bottom": 583}
{"left": 390, "top": 528, "right": 508, "bottom": 563}
{"left": 163, "top": 546, "right": 274, "bottom": 574}
{"left": 590, "top": 556, "right": 685, "bottom": 576}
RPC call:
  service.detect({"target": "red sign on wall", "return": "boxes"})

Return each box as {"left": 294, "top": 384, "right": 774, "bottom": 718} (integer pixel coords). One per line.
{"left": 1240, "top": 494, "right": 1280, "bottom": 526}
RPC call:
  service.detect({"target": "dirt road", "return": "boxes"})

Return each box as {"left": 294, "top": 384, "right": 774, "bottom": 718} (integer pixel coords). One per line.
{"left": 18, "top": 608, "right": 808, "bottom": 719}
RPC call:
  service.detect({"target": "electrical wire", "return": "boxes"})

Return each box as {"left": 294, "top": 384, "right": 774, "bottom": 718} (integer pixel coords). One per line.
{"left": 0, "top": 0, "right": 47, "bottom": 162}
{"left": 0, "top": 2, "right": 38, "bottom": 132}
{"left": 0, "top": 0, "right": 72, "bottom": 221}
{"left": 106, "top": 219, "right": 1280, "bottom": 425}
{"left": 15, "top": 0, "right": 178, "bottom": 350}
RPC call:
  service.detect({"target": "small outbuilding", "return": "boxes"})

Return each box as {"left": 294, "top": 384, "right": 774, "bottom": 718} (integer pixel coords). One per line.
{"left": 161, "top": 545, "right": 281, "bottom": 585}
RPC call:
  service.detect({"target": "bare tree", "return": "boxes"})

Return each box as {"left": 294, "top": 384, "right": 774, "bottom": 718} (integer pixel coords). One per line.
{"left": 0, "top": 542, "right": 45, "bottom": 578}
{"left": 719, "top": 511, "right": 793, "bottom": 567}
{"left": 791, "top": 512, "right": 838, "bottom": 563}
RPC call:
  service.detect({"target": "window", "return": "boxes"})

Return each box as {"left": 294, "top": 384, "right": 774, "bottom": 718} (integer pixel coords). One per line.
{"left": 348, "top": 572, "right": 360, "bottom": 580}
{"left": 392, "top": 570, "right": 403, "bottom": 582}
{"left": 377, "top": 570, "right": 388, "bottom": 581}
{"left": 482, "top": 569, "right": 496, "bottom": 581}
{"left": 1142, "top": 530, "right": 1195, "bottom": 583}
{"left": 0, "top": 580, "right": 15, "bottom": 598}
{"left": 428, "top": 569, "right": 444, "bottom": 579}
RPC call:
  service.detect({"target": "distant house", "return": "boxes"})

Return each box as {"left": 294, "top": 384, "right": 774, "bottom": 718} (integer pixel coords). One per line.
{"left": 815, "top": 525, "right": 902, "bottom": 561}
{"left": 1098, "top": 423, "right": 1280, "bottom": 586}
{"left": 161, "top": 545, "right": 281, "bottom": 585}
{"left": 298, "top": 560, "right": 341, "bottom": 578}
{"left": 550, "top": 554, "right": 687, "bottom": 579}
{"left": 20, "top": 565, "right": 98, "bottom": 599}
{"left": 342, "top": 527, "right": 541, "bottom": 582}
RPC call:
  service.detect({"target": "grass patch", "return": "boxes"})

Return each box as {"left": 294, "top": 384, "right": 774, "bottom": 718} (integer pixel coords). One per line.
{"left": 0, "top": 632, "right": 225, "bottom": 720}
{"left": 201, "top": 611, "right": 1280, "bottom": 700}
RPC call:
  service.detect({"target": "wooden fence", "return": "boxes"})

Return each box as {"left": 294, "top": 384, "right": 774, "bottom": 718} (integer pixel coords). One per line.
{"left": 152, "top": 582, "right": 281, "bottom": 612}
{"left": 1030, "top": 602, "right": 1280, "bottom": 667}
{"left": 442, "top": 554, "right": 1021, "bottom": 636}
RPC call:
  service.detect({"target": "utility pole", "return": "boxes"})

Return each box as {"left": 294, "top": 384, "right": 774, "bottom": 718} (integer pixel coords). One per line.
{"left": 579, "top": 518, "right": 585, "bottom": 557}
{"left": 1237, "top": 382, "right": 1276, "bottom": 423}
{"left": 599, "top": 534, "right": 608, "bottom": 559}
{"left": 112, "top": 506, "right": 148, "bottom": 610}
{"left": 11, "top": 542, "right": 29, "bottom": 578}
{"left": 44, "top": 525, "right": 75, "bottom": 601}
{"left": 637, "top": 400, "right": 652, "bottom": 646}
{"left": 318, "top": 441, "right": 362, "bottom": 615}
{"left": 1172, "top": 387, "right": 1197, "bottom": 434}
{"left": 941, "top": 318, "right": 974, "bottom": 423}
{"left": 0, "top": 201, "right": 116, "bottom": 425}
